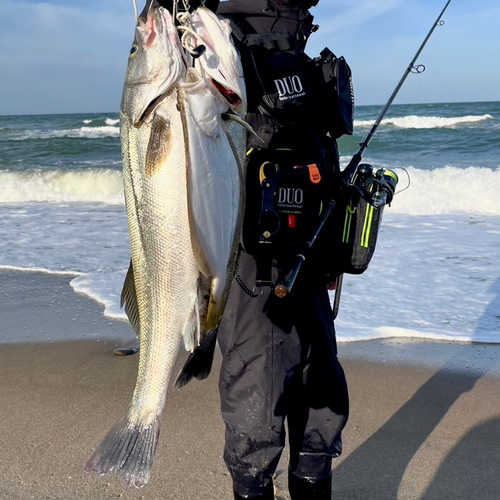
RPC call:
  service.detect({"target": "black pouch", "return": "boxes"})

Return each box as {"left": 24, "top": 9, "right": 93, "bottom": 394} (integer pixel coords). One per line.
{"left": 310, "top": 48, "right": 354, "bottom": 138}
{"left": 244, "top": 45, "right": 316, "bottom": 124}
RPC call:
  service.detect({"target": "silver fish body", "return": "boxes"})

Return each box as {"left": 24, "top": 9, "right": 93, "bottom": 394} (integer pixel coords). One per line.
{"left": 86, "top": 88, "right": 201, "bottom": 488}
{"left": 179, "top": 68, "right": 241, "bottom": 331}
{"left": 85, "top": 6, "right": 198, "bottom": 488}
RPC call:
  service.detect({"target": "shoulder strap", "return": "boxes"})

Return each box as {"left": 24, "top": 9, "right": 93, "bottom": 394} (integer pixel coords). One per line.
{"left": 221, "top": 14, "right": 295, "bottom": 51}
{"left": 218, "top": 0, "right": 316, "bottom": 53}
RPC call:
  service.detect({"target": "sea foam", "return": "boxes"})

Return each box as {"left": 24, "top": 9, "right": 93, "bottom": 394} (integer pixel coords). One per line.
{"left": 0, "top": 169, "right": 124, "bottom": 204}
{"left": 354, "top": 114, "right": 493, "bottom": 129}
{"left": 11, "top": 126, "right": 120, "bottom": 140}
{"left": 389, "top": 166, "right": 500, "bottom": 216}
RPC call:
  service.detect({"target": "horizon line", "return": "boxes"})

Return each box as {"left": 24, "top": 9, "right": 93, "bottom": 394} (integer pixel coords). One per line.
{"left": 1, "top": 99, "right": 499, "bottom": 117}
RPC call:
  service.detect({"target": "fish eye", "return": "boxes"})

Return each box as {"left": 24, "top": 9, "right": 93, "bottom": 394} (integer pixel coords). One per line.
{"left": 129, "top": 44, "right": 139, "bottom": 59}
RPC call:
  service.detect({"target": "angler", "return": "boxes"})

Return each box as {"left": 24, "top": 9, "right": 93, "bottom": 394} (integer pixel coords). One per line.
{"left": 200, "top": 1, "right": 451, "bottom": 499}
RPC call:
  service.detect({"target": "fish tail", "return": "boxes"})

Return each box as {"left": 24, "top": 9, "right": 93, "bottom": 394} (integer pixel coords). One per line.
{"left": 85, "top": 412, "right": 160, "bottom": 488}
{"left": 174, "top": 328, "right": 217, "bottom": 389}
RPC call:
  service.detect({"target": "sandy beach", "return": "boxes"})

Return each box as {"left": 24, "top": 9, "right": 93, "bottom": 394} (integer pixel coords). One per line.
{"left": 1, "top": 270, "right": 500, "bottom": 500}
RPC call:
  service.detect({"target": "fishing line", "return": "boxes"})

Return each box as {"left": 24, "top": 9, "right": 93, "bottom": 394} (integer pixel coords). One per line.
{"left": 391, "top": 14, "right": 448, "bottom": 182}
{"left": 393, "top": 167, "right": 411, "bottom": 195}
{"left": 177, "top": 13, "right": 206, "bottom": 57}
{"left": 132, "top": 0, "right": 138, "bottom": 19}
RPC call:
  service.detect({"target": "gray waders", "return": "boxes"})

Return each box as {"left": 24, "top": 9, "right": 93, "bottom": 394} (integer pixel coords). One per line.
{"left": 218, "top": 250, "right": 349, "bottom": 498}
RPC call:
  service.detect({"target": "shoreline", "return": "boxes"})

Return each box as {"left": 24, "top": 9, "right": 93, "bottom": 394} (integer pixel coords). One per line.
{"left": 1, "top": 269, "right": 499, "bottom": 377}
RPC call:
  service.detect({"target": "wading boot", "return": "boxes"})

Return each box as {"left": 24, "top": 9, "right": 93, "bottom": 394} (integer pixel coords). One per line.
{"left": 288, "top": 472, "right": 332, "bottom": 500}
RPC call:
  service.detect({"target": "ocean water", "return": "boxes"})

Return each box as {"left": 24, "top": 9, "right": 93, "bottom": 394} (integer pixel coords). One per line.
{"left": 0, "top": 101, "right": 499, "bottom": 345}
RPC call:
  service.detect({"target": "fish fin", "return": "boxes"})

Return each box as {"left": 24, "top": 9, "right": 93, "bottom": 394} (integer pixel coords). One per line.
{"left": 174, "top": 328, "right": 218, "bottom": 389}
{"left": 145, "top": 112, "right": 172, "bottom": 177}
{"left": 175, "top": 276, "right": 223, "bottom": 389}
{"left": 85, "top": 412, "right": 160, "bottom": 489}
{"left": 120, "top": 260, "right": 140, "bottom": 338}
{"left": 205, "top": 277, "right": 227, "bottom": 332}
{"left": 113, "top": 343, "right": 140, "bottom": 356}
{"left": 183, "top": 295, "right": 200, "bottom": 353}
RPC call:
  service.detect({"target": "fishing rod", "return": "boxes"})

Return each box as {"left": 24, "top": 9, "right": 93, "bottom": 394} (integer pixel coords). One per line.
{"left": 342, "top": 0, "right": 453, "bottom": 183}
{"left": 275, "top": 0, "right": 453, "bottom": 298}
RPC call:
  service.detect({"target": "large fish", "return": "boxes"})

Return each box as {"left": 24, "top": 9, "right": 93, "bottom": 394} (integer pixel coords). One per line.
{"left": 173, "top": 6, "right": 249, "bottom": 387}
{"left": 85, "top": 3, "right": 245, "bottom": 488}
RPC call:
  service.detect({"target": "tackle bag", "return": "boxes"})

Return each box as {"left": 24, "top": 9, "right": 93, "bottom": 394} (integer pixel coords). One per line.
{"left": 329, "top": 165, "right": 398, "bottom": 275}
{"left": 242, "top": 46, "right": 354, "bottom": 138}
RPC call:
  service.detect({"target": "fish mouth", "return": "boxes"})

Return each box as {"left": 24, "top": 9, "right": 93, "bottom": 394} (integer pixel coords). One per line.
{"left": 211, "top": 79, "right": 243, "bottom": 111}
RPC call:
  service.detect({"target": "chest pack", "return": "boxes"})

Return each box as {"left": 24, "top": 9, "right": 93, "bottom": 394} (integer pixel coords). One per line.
{"left": 242, "top": 130, "right": 337, "bottom": 285}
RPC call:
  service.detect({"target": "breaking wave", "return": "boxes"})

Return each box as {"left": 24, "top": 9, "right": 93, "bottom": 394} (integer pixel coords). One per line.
{"left": 1, "top": 165, "right": 499, "bottom": 216}
{"left": 387, "top": 166, "right": 500, "bottom": 215}
{"left": 0, "top": 169, "right": 124, "bottom": 204}
{"left": 11, "top": 125, "right": 120, "bottom": 140}
{"left": 354, "top": 114, "right": 493, "bottom": 129}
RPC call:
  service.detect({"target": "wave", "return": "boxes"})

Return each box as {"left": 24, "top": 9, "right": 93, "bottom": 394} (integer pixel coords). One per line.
{"left": 82, "top": 117, "right": 118, "bottom": 126}
{"left": 78, "top": 125, "right": 120, "bottom": 138}
{"left": 388, "top": 166, "right": 500, "bottom": 215}
{"left": 12, "top": 126, "right": 120, "bottom": 140}
{"left": 354, "top": 114, "right": 493, "bottom": 130}
{"left": 2, "top": 165, "right": 499, "bottom": 215}
{"left": 0, "top": 169, "right": 124, "bottom": 204}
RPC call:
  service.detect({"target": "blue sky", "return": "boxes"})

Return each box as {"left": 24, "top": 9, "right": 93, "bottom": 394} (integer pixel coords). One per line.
{"left": 0, "top": 0, "right": 498, "bottom": 115}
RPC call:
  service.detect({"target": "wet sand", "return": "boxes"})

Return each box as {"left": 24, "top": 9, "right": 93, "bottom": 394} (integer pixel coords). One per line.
{"left": 1, "top": 270, "right": 499, "bottom": 500}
